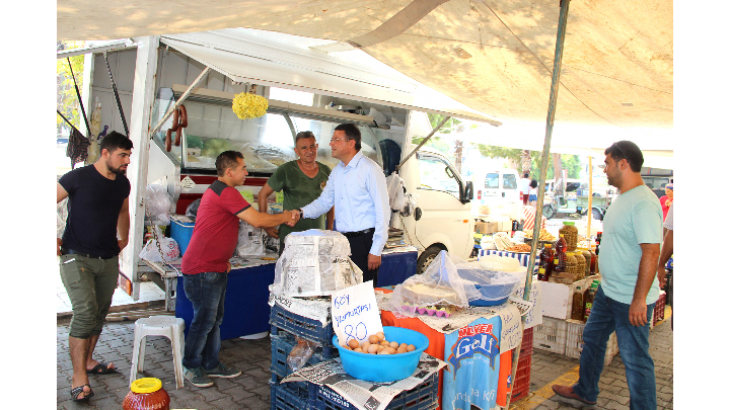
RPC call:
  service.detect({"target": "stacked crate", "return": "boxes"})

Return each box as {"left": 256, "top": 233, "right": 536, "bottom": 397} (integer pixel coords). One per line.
{"left": 510, "top": 327, "right": 534, "bottom": 401}
{"left": 564, "top": 319, "right": 619, "bottom": 366}
{"left": 652, "top": 291, "right": 667, "bottom": 328}
{"left": 533, "top": 317, "right": 569, "bottom": 355}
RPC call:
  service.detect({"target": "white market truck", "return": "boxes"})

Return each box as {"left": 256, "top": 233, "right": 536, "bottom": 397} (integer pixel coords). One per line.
{"left": 73, "top": 29, "right": 500, "bottom": 308}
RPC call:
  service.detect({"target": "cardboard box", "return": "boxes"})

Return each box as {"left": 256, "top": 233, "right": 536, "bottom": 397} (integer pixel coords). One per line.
{"left": 541, "top": 275, "right": 601, "bottom": 319}
{"left": 498, "top": 221, "right": 512, "bottom": 232}
{"left": 475, "top": 222, "right": 498, "bottom": 234}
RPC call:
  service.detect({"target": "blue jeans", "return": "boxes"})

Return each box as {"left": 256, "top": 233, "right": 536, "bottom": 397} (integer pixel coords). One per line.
{"left": 182, "top": 272, "right": 228, "bottom": 370}
{"left": 573, "top": 286, "right": 656, "bottom": 410}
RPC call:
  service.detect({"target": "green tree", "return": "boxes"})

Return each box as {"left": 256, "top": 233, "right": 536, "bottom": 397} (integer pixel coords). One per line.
{"left": 530, "top": 153, "right": 582, "bottom": 180}
{"left": 474, "top": 144, "right": 524, "bottom": 170}
{"left": 57, "top": 41, "right": 85, "bottom": 133}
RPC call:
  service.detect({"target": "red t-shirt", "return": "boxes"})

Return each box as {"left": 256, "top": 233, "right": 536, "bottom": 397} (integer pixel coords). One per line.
{"left": 182, "top": 180, "right": 251, "bottom": 275}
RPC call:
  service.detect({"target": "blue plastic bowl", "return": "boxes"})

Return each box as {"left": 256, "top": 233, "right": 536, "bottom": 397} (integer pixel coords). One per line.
{"left": 332, "top": 326, "right": 429, "bottom": 382}
{"left": 457, "top": 266, "right": 521, "bottom": 307}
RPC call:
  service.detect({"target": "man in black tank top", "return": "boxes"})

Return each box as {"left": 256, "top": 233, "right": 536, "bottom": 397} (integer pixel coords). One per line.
{"left": 57, "top": 132, "right": 132, "bottom": 402}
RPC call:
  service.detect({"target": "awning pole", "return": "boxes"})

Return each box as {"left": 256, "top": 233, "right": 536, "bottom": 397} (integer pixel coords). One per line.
{"left": 149, "top": 67, "right": 211, "bottom": 138}
{"left": 505, "top": 0, "right": 572, "bottom": 407}
{"left": 588, "top": 156, "right": 593, "bottom": 238}
{"left": 395, "top": 116, "right": 451, "bottom": 171}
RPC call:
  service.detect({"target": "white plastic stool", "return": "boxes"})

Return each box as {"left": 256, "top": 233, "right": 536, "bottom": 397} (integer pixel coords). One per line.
{"left": 130, "top": 316, "right": 186, "bottom": 389}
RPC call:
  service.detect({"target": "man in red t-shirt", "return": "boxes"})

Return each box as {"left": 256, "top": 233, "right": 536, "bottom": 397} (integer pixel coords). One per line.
{"left": 181, "top": 151, "right": 299, "bottom": 388}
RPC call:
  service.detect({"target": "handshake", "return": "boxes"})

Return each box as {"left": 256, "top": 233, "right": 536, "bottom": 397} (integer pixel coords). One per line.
{"left": 284, "top": 209, "right": 302, "bottom": 227}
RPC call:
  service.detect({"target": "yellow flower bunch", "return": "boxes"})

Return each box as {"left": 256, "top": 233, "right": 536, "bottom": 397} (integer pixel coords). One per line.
{"left": 232, "top": 92, "right": 268, "bottom": 120}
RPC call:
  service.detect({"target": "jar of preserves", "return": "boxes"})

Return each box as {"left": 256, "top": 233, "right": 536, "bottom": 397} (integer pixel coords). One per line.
{"left": 123, "top": 378, "right": 170, "bottom": 410}
{"left": 565, "top": 252, "right": 578, "bottom": 279}
{"left": 559, "top": 221, "right": 579, "bottom": 251}
{"left": 574, "top": 251, "right": 586, "bottom": 281}
{"left": 581, "top": 248, "right": 592, "bottom": 278}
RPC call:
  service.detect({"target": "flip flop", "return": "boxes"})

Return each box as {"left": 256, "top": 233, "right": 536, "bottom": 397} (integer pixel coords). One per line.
{"left": 70, "top": 384, "right": 94, "bottom": 402}
{"left": 87, "top": 362, "right": 117, "bottom": 374}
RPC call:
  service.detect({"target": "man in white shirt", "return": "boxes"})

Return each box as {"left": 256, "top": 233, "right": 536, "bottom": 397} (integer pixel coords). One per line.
{"left": 520, "top": 173, "right": 531, "bottom": 205}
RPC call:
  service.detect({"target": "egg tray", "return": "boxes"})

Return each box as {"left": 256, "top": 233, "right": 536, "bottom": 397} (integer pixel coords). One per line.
{"left": 400, "top": 304, "right": 458, "bottom": 318}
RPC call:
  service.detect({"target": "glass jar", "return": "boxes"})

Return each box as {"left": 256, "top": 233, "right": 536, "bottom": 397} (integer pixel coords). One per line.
{"left": 581, "top": 249, "right": 592, "bottom": 278}
{"left": 565, "top": 252, "right": 578, "bottom": 281}
{"left": 574, "top": 251, "right": 586, "bottom": 281}
{"left": 559, "top": 222, "right": 579, "bottom": 251}
{"left": 123, "top": 378, "right": 170, "bottom": 410}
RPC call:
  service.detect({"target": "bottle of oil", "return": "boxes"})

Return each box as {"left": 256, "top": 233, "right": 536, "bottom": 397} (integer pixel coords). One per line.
{"left": 571, "top": 285, "right": 584, "bottom": 321}
{"left": 583, "top": 280, "right": 599, "bottom": 321}
{"left": 539, "top": 243, "right": 555, "bottom": 281}
{"left": 553, "top": 236, "right": 567, "bottom": 273}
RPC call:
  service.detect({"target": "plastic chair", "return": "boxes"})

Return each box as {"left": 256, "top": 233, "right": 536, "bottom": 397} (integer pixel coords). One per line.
{"left": 130, "top": 316, "right": 186, "bottom": 389}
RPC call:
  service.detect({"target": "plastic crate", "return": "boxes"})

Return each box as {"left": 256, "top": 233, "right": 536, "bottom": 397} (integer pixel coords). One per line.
{"left": 564, "top": 319, "right": 618, "bottom": 366}
{"left": 270, "top": 330, "right": 338, "bottom": 379}
{"left": 311, "top": 372, "right": 439, "bottom": 410}
{"left": 533, "top": 318, "right": 568, "bottom": 355}
{"left": 170, "top": 218, "right": 195, "bottom": 256}
{"left": 270, "top": 302, "right": 335, "bottom": 348}
{"left": 511, "top": 328, "right": 533, "bottom": 402}
{"left": 652, "top": 292, "right": 666, "bottom": 326}
{"left": 520, "top": 327, "right": 534, "bottom": 357}
{"left": 271, "top": 378, "right": 313, "bottom": 410}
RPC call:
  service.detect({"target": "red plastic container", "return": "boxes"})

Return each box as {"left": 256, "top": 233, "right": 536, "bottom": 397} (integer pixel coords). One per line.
{"left": 511, "top": 327, "right": 534, "bottom": 401}
{"left": 123, "top": 378, "right": 170, "bottom": 410}
{"left": 652, "top": 292, "right": 666, "bottom": 326}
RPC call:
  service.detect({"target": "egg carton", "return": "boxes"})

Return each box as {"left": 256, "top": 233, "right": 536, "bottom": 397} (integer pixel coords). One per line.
{"left": 401, "top": 304, "right": 457, "bottom": 318}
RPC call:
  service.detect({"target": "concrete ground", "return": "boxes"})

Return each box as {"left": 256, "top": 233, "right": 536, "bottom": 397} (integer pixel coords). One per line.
{"left": 56, "top": 310, "right": 672, "bottom": 410}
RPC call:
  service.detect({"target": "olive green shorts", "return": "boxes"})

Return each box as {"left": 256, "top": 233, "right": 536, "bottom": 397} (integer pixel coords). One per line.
{"left": 59, "top": 253, "right": 119, "bottom": 339}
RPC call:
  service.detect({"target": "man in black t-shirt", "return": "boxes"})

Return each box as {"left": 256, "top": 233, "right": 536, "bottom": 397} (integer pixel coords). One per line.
{"left": 57, "top": 131, "right": 132, "bottom": 402}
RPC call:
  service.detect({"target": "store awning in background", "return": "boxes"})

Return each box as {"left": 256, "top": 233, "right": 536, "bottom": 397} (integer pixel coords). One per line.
{"left": 58, "top": 0, "right": 673, "bottom": 130}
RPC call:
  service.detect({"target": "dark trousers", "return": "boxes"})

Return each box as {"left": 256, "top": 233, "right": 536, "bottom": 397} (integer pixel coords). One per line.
{"left": 182, "top": 272, "right": 228, "bottom": 370}
{"left": 346, "top": 230, "right": 379, "bottom": 285}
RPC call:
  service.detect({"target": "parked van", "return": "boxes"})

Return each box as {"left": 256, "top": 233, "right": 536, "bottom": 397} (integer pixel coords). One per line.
{"left": 471, "top": 169, "right": 522, "bottom": 217}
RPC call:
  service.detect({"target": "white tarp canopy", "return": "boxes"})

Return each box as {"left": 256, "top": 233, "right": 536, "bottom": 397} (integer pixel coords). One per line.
{"left": 58, "top": 0, "right": 673, "bottom": 127}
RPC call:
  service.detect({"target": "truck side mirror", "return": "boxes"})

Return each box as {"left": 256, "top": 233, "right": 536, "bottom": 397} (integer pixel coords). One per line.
{"left": 461, "top": 181, "right": 473, "bottom": 204}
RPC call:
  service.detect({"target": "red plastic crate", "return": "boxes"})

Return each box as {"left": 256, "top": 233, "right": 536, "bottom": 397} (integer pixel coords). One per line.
{"left": 511, "top": 327, "right": 534, "bottom": 402}
{"left": 652, "top": 292, "right": 666, "bottom": 326}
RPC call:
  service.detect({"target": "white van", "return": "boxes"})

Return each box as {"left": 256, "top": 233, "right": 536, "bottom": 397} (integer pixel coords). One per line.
{"left": 471, "top": 169, "right": 522, "bottom": 217}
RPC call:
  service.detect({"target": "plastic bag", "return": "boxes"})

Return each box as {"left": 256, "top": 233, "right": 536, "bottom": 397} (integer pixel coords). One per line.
{"left": 185, "top": 198, "right": 201, "bottom": 219}
{"left": 236, "top": 221, "right": 265, "bottom": 256}
{"left": 139, "top": 230, "right": 181, "bottom": 262}
{"left": 452, "top": 260, "right": 522, "bottom": 304}
{"left": 146, "top": 184, "right": 172, "bottom": 225}
{"left": 287, "top": 336, "right": 316, "bottom": 373}
{"left": 273, "top": 230, "right": 362, "bottom": 297}
{"left": 386, "top": 173, "right": 407, "bottom": 211}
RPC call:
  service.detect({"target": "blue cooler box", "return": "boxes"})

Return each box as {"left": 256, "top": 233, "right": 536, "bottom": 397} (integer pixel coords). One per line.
{"left": 170, "top": 219, "right": 195, "bottom": 256}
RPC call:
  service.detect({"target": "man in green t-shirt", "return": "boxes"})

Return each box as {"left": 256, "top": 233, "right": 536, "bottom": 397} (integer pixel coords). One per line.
{"left": 257, "top": 131, "right": 334, "bottom": 253}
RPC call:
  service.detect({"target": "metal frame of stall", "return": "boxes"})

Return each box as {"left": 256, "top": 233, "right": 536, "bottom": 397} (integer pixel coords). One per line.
{"left": 505, "top": 0, "right": 577, "bottom": 408}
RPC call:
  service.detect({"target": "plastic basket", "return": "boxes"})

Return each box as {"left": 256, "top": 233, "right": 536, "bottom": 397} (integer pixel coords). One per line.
{"left": 270, "top": 377, "right": 313, "bottom": 410}
{"left": 170, "top": 218, "right": 195, "bottom": 256}
{"left": 270, "top": 331, "right": 338, "bottom": 379}
{"left": 564, "top": 319, "right": 618, "bottom": 366}
{"left": 652, "top": 292, "right": 666, "bottom": 326}
{"left": 534, "top": 318, "right": 568, "bottom": 355}
{"left": 311, "top": 372, "right": 439, "bottom": 410}
{"left": 270, "top": 303, "right": 335, "bottom": 348}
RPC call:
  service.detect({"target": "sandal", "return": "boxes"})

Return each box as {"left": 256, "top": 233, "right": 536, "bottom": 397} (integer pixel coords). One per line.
{"left": 87, "top": 362, "right": 117, "bottom": 374}
{"left": 70, "top": 384, "right": 94, "bottom": 402}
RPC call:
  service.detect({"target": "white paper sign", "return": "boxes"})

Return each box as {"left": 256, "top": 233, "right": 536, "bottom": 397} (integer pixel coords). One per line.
{"left": 332, "top": 281, "right": 383, "bottom": 346}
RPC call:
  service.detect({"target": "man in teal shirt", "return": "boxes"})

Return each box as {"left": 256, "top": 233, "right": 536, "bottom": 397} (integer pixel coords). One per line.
{"left": 257, "top": 131, "right": 334, "bottom": 253}
{"left": 553, "top": 141, "right": 662, "bottom": 410}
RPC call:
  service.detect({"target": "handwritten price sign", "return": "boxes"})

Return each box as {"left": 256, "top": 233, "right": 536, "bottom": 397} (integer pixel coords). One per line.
{"left": 331, "top": 281, "right": 383, "bottom": 346}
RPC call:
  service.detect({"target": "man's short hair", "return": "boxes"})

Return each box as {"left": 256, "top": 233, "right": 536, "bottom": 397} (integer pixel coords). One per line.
{"left": 215, "top": 150, "right": 244, "bottom": 176}
{"left": 605, "top": 140, "right": 644, "bottom": 173}
{"left": 295, "top": 131, "right": 316, "bottom": 145}
{"left": 523, "top": 173, "right": 529, "bottom": 178}
{"left": 100, "top": 131, "right": 133, "bottom": 154}
{"left": 334, "top": 123, "right": 361, "bottom": 151}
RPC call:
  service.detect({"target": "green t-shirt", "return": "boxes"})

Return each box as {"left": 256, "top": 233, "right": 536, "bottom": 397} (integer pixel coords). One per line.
{"left": 267, "top": 160, "right": 332, "bottom": 241}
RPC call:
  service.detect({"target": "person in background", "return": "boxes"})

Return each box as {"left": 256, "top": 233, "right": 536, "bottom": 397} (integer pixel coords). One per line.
{"left": 294, "top": 123, "right": 390, "bottom": 285}
{"left": 181, "top": 151, "right": 299, "bottom": 388}
{"left": 56, "top": 131, "right": 132, "bottom": 402}
{"left": 257, "top": 131, "right": 335, "bottom": 255}
{"left": 657, "top": 203, "right": 673, "bottom": 330}
{"left": 552, "top": 141, "right": 662, "bottom": 409}
{"left": 659, "top": 183, "right": 673, "bottom": 221}
{"left": 528, "top": 179, "right": 538, "bottom": 206}
{"left": 520, "top": 172, "right": 531, "bottom": 205}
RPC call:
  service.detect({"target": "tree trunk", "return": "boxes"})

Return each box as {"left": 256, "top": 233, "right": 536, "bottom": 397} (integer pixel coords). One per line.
{"left": 454, "top": 139, "right": 463, "bottom": 175}
{"left": 521, "top": 150, "right": 531, "bottom": 176}
{"left": 552, "top": 153, "right": 563, "bottom": 190}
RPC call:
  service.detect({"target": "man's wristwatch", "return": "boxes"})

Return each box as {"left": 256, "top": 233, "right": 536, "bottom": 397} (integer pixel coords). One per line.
{"left": 298, "top": 208, "right": 304, "bottom": 217}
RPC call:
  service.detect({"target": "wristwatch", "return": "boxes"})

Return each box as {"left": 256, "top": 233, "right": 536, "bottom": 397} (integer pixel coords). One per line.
{"left": 298, "top": 208, "right": 304, "bottom": 217}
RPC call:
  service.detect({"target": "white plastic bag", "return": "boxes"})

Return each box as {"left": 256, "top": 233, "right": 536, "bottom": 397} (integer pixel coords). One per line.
{"left": 139, "top": 234, "right": 180, "bottom": 263}
{"left": 146, "top": 184, "right": 172, "bottom": 225}
{"left": 386, "top": 173, "right": 407, "bottom": 211}
{"left": 236, "top": 221, "right": 265, "bottom": 256}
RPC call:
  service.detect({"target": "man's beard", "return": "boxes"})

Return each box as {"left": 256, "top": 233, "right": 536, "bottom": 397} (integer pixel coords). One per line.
{"left": 107, "top": 160, "right": 127, "bottom": 175}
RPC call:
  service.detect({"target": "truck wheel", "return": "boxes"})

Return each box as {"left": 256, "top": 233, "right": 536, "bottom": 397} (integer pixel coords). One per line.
{"left": 543, "top": 205, "right": 555, "bottom": 220}
{"left": 417, "top": 245, "right": 445, "bottom": 275}
{"left": 592, "top": 208, "right": 603, "bottom": 221}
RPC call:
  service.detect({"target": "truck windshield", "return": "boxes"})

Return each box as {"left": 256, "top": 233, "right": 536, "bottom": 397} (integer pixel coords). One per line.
{"left": 418, "top": 156, "right": 460, "bottom": 197}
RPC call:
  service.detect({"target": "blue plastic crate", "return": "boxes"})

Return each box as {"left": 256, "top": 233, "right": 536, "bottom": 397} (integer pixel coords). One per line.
{"left": 271, "top": 331, "right": 338, "bottom": 379}
{"left": 270, "top": 378, "right": 312, "bottom": 410}
{"left": 270, "top": 303, "right": 335, "bottom": 348}
{"left": 311, "top": 372, "right": 439, "bottom": 410}
{"left": 170, "top": 218, "right": 195, "bottom": 256}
